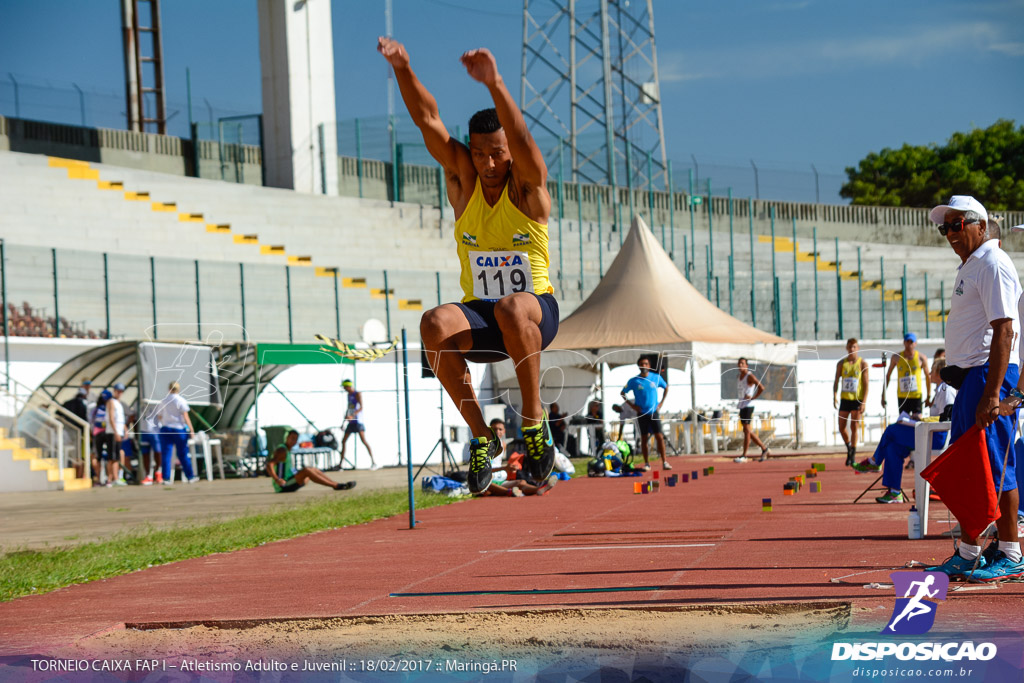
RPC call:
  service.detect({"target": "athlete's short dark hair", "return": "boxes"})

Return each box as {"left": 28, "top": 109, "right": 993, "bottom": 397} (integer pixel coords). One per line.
{"left": 287, "top": 429, "right": 300, "bottom": 438}
{"left": 469, "top": 108, "right": 501, "bottom": 135}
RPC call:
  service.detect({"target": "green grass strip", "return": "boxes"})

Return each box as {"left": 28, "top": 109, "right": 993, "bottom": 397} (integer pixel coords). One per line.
{"left": 0, "top": 488, "right": 462, "bottom": 603}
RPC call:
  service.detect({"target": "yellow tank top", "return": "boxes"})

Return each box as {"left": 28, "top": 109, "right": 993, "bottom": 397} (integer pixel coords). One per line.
{"left": 840, "top": 359, "right": 862, "bottom": 401}
{"left": 454, "top": 178, "right": 553, "bottom": 302}
{"left": 896, "top": 351, "right": 924, "bottom": 399}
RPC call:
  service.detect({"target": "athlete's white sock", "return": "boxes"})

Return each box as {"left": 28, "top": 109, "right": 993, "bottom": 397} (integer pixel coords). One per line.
{"left": 998, "top": 541, "right": 1022, "bottom": 563}
{"left": 959, "top": 542, "right": 981, "bottom": 560}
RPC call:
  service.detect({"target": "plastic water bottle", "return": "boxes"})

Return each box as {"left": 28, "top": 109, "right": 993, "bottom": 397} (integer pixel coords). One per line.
{"left": 907, "top": 506, "right": 922, "bottom": 539}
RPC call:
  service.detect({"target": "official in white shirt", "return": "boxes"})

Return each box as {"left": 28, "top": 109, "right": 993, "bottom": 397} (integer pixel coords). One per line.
{"left": 926, "top": 197, "right": 1022, "bottom": 582}
{"left": 156, "top": 381, "right": 198, "bottom": 485}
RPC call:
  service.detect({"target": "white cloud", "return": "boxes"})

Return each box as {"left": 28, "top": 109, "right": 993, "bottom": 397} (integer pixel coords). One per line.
{"left": 989, "top": 41, "right": 1024, "bottom": 56}
{"left": 659, "top": 22, "right": 1017, "bottom": 83}
{"left": 658, "top": 54, "right": 716, "bottom": 83}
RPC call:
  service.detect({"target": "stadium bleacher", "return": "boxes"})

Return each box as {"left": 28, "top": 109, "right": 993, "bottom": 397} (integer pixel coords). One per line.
{"left": 1, "top": 147, "right": 1021, "bottom": 343}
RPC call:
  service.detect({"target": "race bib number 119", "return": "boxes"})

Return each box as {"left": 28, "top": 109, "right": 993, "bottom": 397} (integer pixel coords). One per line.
{"left": 469, "top": 250, "right": 533, "bottom": 300}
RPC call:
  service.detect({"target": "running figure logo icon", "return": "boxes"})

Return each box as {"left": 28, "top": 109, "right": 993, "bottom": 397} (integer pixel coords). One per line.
{"left": 884, "top": 572, "right": 949, "bottom": 635}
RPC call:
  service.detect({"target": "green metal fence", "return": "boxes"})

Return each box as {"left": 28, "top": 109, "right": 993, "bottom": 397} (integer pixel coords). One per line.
{"left": 0, "top": 244, "right": 444, "bottom": 346}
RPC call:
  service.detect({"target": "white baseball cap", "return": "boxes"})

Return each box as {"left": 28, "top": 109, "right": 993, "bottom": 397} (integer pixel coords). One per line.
{"left": 928, "top": 195, "right": 988, "bottom": 225}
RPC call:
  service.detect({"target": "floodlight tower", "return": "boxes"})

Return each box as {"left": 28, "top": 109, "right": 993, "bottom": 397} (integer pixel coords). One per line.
{"left": 521, "top": 0, "right": 668, "bottom": 195}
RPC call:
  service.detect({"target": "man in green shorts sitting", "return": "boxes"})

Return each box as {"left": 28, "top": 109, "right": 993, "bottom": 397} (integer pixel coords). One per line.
{"left": 266, "top": 429, "right": 356, "bottom": 493}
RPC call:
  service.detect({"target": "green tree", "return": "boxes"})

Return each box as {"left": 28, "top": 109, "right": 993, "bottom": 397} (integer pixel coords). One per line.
{"left": 841, "top": 120, "right": 1024, "bottom": 211}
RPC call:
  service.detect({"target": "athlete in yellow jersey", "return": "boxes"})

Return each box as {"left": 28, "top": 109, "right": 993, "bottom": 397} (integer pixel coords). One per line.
{"left": 833, "top": 338, "right": 869, "bottom": 466}
{"left": 379, "top": 38, "right": 558, "bottom": 494}
{"left": 883, "top": 332, "right": 931, "bottom": 417}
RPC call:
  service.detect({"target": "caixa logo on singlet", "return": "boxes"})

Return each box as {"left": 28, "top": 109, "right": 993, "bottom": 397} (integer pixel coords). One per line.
{"left": 475, "top": 254, "right": 525, "bottom": 268}
{"left": 831, "top": 572, "right": 997, "bottom": 662}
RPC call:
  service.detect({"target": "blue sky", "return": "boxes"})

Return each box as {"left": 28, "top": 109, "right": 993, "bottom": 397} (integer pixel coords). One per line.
{"left": 1, "top": 0, "right": 1022, "bottom": 203}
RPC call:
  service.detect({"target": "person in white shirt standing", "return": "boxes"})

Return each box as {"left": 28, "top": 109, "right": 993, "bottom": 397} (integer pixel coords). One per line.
{"left": 734, "top": 358, "right": 770, "bottom": 463}
{"left": 157, "top": 381, "right": 198, "bottom": 485}
{"left": 102, "top": 383, "right": 128, "bottom": 487}
{"left": 924, "top": 196, "right": 1023, "bottom": 582}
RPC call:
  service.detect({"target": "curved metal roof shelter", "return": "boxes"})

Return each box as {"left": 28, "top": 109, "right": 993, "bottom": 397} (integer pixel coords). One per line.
{"left": 26, "top": 341, "right": 292, "bottom": 432}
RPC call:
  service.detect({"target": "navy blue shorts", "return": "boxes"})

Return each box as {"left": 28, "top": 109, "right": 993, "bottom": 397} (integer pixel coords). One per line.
{"left": 454, "top": 293, "right": 560, "bottom": 358}
{"left": 949, "top": 363, "right": 1018, "bottom": 492}
{"left": 139, "top": 432, "right": 161, "bottom": 456}
{"left": 637, "top": 412, "right": 663, "bottom": 436}
{"left": 898, "top": 397, "right": 923, "bottom": 415}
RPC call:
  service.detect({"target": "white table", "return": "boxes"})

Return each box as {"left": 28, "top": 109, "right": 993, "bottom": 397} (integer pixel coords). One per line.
{"left": 913, "top": 421, "right": 951, "bottom": 537}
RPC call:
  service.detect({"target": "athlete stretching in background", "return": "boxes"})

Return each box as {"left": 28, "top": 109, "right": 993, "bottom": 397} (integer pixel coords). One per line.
{"left": 378, "top": 38, "right": 558, "bottom": 494}
{"left": 340, "top": 379, "right": 379, "bottom": 470}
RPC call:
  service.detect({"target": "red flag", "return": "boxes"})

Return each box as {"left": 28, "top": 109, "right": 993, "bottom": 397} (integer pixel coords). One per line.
{"left": 920, "top": 425, "right": 1000, "bottom": 540}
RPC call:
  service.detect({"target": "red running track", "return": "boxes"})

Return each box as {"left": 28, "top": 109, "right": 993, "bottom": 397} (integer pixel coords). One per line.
{"left": 2, "top": 453, "right": 1022, "bottom": 654}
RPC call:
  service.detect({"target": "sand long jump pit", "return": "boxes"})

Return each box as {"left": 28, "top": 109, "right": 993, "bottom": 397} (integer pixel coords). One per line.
{"left": 77, "top": 603, "right": 851, "bottom": 675}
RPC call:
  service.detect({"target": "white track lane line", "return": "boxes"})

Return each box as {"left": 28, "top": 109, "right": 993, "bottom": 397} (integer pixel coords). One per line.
{"left": 481, "top": 543, "right": 716, "bottom": 553}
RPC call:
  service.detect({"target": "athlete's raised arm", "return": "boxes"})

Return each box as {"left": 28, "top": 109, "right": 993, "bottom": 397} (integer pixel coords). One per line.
{"left": 460, "top": 49, "right": 549, "bottom": 212}
{"left": 378, "top": 38, "right": 474, "bottom": 205}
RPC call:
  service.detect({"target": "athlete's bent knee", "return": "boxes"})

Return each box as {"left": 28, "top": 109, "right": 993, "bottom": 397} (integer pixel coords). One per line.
{"left": 420, "top": 306, "right": 459, "bottom": 346}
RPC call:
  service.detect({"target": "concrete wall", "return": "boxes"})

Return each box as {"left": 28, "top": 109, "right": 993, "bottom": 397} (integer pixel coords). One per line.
{"left": 0, "top": 116, "right": 261, "bottom": 186}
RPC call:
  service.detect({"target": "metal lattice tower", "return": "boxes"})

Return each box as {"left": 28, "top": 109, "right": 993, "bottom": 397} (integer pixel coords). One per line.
{"left": 521, "top": 0, "right": 668, "bottom": 194}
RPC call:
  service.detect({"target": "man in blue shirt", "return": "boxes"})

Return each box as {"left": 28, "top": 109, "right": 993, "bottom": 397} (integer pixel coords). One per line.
{"left": 621, "top": 356, "right": 671, "bottom": 471}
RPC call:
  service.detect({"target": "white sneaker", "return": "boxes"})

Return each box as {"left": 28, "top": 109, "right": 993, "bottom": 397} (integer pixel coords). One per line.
{"left": 370, "top": 463, "right": 381, "bottom": 471}
{"left": 187, "top": 477, "right": 201, "bottom": 484}
{"left": 733, "top": 456, "right": 748, "bottom": 463}
{"left": 162, "top": 480, "right": 174, "bottom": 486}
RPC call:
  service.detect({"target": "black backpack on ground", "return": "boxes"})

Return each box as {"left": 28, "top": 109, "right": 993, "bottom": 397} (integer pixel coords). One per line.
{"left": 314, "top": 430, "right": 338, "bottom": 449}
